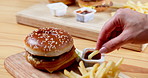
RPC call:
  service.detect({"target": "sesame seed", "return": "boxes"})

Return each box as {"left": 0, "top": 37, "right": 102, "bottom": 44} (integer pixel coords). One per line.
{"left": 45, "top": 38, "right": 48, "bottom": 41}
{"left": 41, "top": 42, "right": 43, "bottom": 44}
{"left": 48, "top": 42, "right": 50, "bottom": 44}
{"left": 52, "top": 41, "right": 55, "bottom": 43}
{"left": 50, "top": 38, "right": 53, "bottom": 40}
{"left": 44, "top": 46, "right": 47, "bottom": 49}
{"left": 34, "top": 45, "right": 38, "bottom": 49}
{"left": 36, "top": 61, "right": 40, "bottom": 64}
{"left": 45, "top": 49, "right": 49, "bottom": 51}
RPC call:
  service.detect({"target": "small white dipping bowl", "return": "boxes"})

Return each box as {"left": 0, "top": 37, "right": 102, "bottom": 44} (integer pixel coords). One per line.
{"left": 74, "top": 7, "right": 96, "bottom": 22}
{"left": 47, "top": 2, "right": 68, "bottom": 17}
{"left": 81, "top": 48, "right": 105, "bottom": 66}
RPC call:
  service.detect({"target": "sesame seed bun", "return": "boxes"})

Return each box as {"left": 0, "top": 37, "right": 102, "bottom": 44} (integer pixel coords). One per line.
{"left": 24, "top": 27, "right": 73, "bottom": 57}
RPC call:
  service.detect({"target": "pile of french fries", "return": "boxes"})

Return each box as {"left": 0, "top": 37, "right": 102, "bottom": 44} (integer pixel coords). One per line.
{"left": 64, "top": 58, "right": 124, "bottom": 78}
{"left": 111, "top": 0, "right": 148, "bottom": 16}
{"left": 123, "top": 0, "right": 148, "bottom": 14}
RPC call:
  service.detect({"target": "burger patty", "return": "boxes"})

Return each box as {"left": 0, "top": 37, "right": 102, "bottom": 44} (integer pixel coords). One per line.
{"left": 26, "top": 52, "right": 59, "bottom": 62}
{"left": 25, "top": 46, "right": 75, "bottom": 62}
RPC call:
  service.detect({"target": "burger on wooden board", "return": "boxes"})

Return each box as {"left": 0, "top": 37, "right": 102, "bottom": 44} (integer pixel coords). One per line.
{"left": 77, "top": 0, "right": 113, "bottom": 12}
{"left": 48, "top": 0, "right": 75, "bottom": 5}
{"left": 24, "top": 27, "right": 78, "bottom": 73}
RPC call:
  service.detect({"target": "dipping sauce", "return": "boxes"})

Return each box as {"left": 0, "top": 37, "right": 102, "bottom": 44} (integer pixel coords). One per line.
{"left": 84, "top": 51, "right": 101, "bottom": 60}
{"left": 76, "top": 10, "right": 92, "bottom": 14}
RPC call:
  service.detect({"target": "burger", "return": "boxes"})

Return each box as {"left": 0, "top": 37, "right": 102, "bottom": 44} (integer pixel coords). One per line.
{"left": 77, "top": 0, "right": 113, "bottom": 12}
{"left": 24, "top": 27, "right": 78, "bottom": 73}
{"left": 48, "top": 0, "right": 75, "bottom": 5}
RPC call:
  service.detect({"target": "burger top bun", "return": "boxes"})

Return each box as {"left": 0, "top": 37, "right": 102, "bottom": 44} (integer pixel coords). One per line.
{"left": 24, "top": 27, "right": 73, "bottom": 57}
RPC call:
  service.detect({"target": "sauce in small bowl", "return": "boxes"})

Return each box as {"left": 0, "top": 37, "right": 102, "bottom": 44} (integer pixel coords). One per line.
{"left": 84, "top": 51, "right": 101, "bottom": 60}
{"left": 73, "top": 7, "right": 96, "bottom": 22}
{"left": 81, "top": 48, "right": 105, "bottom": 66}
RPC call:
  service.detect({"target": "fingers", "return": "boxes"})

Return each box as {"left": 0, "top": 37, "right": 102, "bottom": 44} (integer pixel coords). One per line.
{"left": 96, "top": 14, "right": 121, "bottom": 50}
{"left": 99, "top": 31, "right": 130, "bottom": 53}
{"left": 96, "top": 8, "right": 148, "bottom": 53}
{"left": 96, "top": 8, "right": 127, "bottom": 50}
{"left": 96, "top": 18, "right": 115, "bottom": 50}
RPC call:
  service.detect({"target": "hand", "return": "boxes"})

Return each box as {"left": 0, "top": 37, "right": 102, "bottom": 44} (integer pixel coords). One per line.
{"left": 96, "top": 8, "right": 148, "bottom": 53}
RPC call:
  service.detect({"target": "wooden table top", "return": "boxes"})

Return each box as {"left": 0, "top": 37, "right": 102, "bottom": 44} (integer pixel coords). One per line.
{"left": 0, "top": 0, "right": 148, "bottom": 78}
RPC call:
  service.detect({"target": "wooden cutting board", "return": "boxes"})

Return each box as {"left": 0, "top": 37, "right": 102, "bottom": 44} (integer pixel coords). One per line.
{"left": 4, "top": 52, "right": 124, "bottom": 78}
{"left": 4, "top": 52, "right": 148, "bottom": 78}
{"left": 16, "top": 3, "right": 147, "bottom": 52}
{"left": 16, "top": 3, "right": 105, "bottom": 41}
{"left": 4, "top": 52, "right": 67, "bottom": 78}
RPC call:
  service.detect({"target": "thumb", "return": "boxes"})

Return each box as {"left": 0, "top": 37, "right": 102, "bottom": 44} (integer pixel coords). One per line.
{"left": 99, "top": 31, "right": 128, "bottom": 53}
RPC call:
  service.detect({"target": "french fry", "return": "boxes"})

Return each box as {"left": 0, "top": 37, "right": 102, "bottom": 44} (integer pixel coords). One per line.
{"left": 126, "top": 0, "right": 148, "bottom": 13}
{"left": 126, "top": 1, "right": 137, "bottom": 10}
{"left": 70, "top": 71, "right": 81, "bottom": 78}
{"left": 115, "top": 57, "right": 124, "bottom": 68}
{"left": 114, "top": 70, "right": 120, "bottom": 78}
{"left": 113, "top": 58, "right": 124, "bottom": 73}
{"left": 64, "top": 69, "right": 75, "bottom": 78}
{"left": 106, "top": 74, "right": 114, "bottom": 78}
{"left": 97, "top": 68, "right": 108, "bottom": 78}
{"left": 95, "top": 62, "right": 106, "bottom": 78}
{"left": 86, "top": 67, "right": 93, "bottom": 72}
{"left": 81, "top": 72, "right": 90, "bottom": 78}
{"left": 79, "top": 61, "right": 87, "bottom": 75}
{"left": 88, "top": 50, "right": 99, "bottom": 60}
{"left": 137, "top": 1, "right": 142, "bottom": 6}
{"left": 107, "top": 70, "right": 114, "bottom": 76}
{"left": 78, "top": 67, "right": 85, "bottom": 76}
{"left": 90, "top": 63, "right": 99, "bottom": 78}
{"left": 105, "top": 61, "right": 115, "bottom": 74}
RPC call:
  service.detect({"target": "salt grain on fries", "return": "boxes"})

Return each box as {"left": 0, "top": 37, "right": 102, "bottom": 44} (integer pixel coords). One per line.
{"left": 64, "top": 58, "right": 124, "bottom": 78}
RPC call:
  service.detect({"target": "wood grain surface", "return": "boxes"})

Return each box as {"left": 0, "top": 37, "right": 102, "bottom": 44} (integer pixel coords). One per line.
{"left": 4, "top": 52, "right": 66, "bottom": 78}
{"left": 0, "top": 0, "right": 148, "bottom": 78}
{"left": 16, "top": 2, "right": 147, "bottom": 51}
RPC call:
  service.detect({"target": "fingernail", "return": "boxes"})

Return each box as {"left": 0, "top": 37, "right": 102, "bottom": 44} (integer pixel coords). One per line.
{"left": 99, "top": 47, "right": 108, "bottom": 53}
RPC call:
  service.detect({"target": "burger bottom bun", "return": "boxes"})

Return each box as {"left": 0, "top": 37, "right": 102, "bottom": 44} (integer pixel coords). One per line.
{"left": 48, "top": 0, "right": 75, "bottom": 5}
{"left": 25, "top": 46, "right": 77, "bottom": 72}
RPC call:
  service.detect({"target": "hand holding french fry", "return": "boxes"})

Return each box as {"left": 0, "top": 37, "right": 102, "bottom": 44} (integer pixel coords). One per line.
{"left": 96, "top": 8, "right": 148, "bottom": 53}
